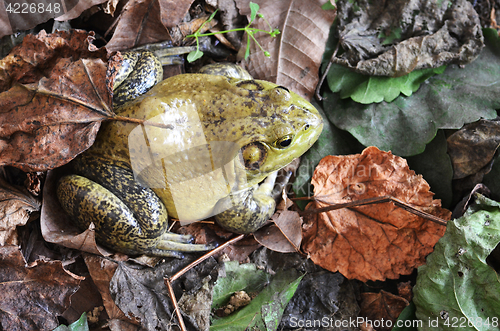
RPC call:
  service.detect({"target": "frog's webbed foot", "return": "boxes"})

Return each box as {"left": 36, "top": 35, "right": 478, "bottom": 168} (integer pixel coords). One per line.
{"left": 147, "top": 232, "right": 217, "bottom": 258}
{"left": 213, "top": 171, "right": 279, "bottom": 234}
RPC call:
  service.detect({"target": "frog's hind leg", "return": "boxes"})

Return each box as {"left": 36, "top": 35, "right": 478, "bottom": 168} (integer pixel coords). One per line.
{"left": 57, "top": 159, "right": 213, "bottom": 256}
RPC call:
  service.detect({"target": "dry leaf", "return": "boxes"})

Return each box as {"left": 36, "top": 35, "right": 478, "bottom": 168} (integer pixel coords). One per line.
{"left": 397, "top": 281, "right": 412, "bottom": 302}
{"left": 159, "top": 0, "right": 195, "bottom": 28}
{"left": 0, "top": 246, "right": 83, "bottom": 330}
{"left": 1, "top": 0, "right": 85, "bottom": 38}
{"left": 82, "top": 254, "right": 137, "bottom": 325}
{"left": 55, "top": 0, "right": 109, "bottom": 22}
{"left": 106, "top": 0, "right": 172, "bottom": 51}
{"left": 447, "top": 119, "right": 500, "bottom": 179}
{"left": 0, "top": 30, "right": 112, "bottom": 172}
{"left": 359, "top": 290, "right": 409, "bottom": 331}
{"left": 302, "top": 147, "right": 450, "bottom": 282}
{"left": 334, "top": 0, "right": 483, "bottom": 76}
{"left": 0, "top": 177, "right": 40, "bottom": 246}
{"left": 236, "top": 0, "right": 336, "bottom": 99}
{"left": 254, "top": 210, "right": 302, "bottom": 253}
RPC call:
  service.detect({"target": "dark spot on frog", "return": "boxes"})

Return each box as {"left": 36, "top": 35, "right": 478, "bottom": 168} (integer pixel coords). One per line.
{"left": 236, "top": 80, "right": 264, "bottom": 91}
{"left": 243, "top": 101, "right": 255, "bottom": 109}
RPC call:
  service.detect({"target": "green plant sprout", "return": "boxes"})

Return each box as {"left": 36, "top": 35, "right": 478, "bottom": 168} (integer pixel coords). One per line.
{"left": 185, "top": 2, "right": 280, "bottom": 62}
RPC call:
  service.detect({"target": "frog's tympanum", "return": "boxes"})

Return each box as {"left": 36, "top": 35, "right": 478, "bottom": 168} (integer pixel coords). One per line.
{"left": 57, "top": 51, "right": 323, "bottom": 256}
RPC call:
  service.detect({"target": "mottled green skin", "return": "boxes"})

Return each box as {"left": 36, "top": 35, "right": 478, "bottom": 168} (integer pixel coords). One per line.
{"left": 57, "top": 61, "right": 323, "bottom": 256}
{"left": 112, "top": 50, "right": 163, "bottom": 107}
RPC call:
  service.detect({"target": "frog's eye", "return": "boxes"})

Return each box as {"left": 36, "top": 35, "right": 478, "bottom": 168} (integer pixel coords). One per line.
{"left": 274, "top": 135, "right": 293, "bottom": 149}
{"left": 270, "top": 86, "right": 291, "bottom": 103}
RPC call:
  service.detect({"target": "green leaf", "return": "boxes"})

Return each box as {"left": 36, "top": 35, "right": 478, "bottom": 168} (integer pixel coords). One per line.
{"left": 212, "top": 261, "right": 271, "bottom": 308}
{"left": 249, "top": 2, "right": 260, "bottom": 22}
{"left": 211, "top": 269, "right": 303, "bottom": 330}
{"left": 207, "top": 9, "right": 219, "bottom": 22}
{"left": 413, "top": 194, "right": 500, "bottom": 330}
{"left": 323, "top": 39, "right": 500, "bottom": 156}
{"left": 53, "top": 313, "right": 88, "bottom": 331}
{"left": 187, "top": 49, "right": 204, "bottom": 62}
{"left": 321, "top": 1, "right": 336, "bottom": 10}
{"left": 391, "top": 302, "right": 417, "bottom": 331}
{"left": 244, "top": 35, "right": 251, "bottom": 60}
{"left": 327, "top": 64, "right": 446, "bottom": 104}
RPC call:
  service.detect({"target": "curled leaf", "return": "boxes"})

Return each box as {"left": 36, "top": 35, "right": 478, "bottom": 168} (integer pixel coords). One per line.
{"left": 0, "top": 178, "right": 40, "bottom": 246}
{"left": 334, "top": 0, "right": 483, "bottom": 76}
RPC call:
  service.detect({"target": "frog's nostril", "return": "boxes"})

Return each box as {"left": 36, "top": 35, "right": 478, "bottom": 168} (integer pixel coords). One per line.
{"left": 304, "top": 124, "right": 310, "bottom": 131}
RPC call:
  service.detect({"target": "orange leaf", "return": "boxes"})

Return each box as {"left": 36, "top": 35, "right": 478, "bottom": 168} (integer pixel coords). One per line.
{"left": 302, "top": 146, "right": 450, "bottom": 281}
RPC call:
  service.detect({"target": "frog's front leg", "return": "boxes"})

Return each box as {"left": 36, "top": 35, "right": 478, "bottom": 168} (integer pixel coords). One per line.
{"left": 213, "top": 172, "right": 279, "bottom": 234}
{"left": 57, "top": 157, "right": 212, "bottom": 257}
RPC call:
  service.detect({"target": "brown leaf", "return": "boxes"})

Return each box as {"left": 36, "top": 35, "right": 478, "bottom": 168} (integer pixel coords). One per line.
{"left": 159, "top": 0, "right": 195, "bottom": 28}
{"left": 236, "top": 0, "right": 336, "bottom": 99}
{"left": 359, "top": 290, "right": 409, "bottom": 331}
{"left": 302, "top": 146, "right": 450, "bottom": 282}
{"left": 0, "top": 177, "right": 40, "bottom": 246}
{"left": 254, "top": 210, "right": 302, "bottom": 253}
{"left": 397, "top": 281, "right": 412, "bottom": 302}
{"left": 0, "top": 245, "right": 83, "bottom": 330}
{"left": 106, "top": 0, "right": 172, "bottom": 51}
{"left": 0, "top": 30, "right": 113, "bottom": 172}
{"left": 82, "top": 254, "right": 137, "bottom": 324}
{"left": 0, "top": 29, "right": 108, "bottom": 90}
{"left": 55, "top": 0, "right": 109, "bottom": 22}
{"left": 1, "top": 1, "right": 84, "bottom": 38}
{"left": 447, "top": 119, "right": 500, "bottom": 179}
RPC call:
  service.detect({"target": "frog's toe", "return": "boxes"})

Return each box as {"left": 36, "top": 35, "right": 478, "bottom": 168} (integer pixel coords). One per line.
{"left": 156, "top": 240, "right": 217, "bottom": 253}
{"left": 160, "top": 232, "right": 195, "bottom": 243}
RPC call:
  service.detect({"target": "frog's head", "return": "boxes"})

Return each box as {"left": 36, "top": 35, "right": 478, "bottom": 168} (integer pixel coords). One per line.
{"left": 233, "top": 80, "right": 324, "bottom": 184}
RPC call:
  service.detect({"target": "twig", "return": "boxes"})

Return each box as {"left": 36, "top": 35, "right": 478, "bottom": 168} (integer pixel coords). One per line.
{"left": 111, "top": 115, "right": 174, "bottom": 130}
{"left": 315, "top": 40, "right": 340, "bottom": 101}
{"left": 165, "top": 278, "right": 187, "bottom": 331}
{"left": 168, "top": 234, "right": 245, "bottom": 282}
{"left": 299, "top": 195, "right": 448, "bottom": 226}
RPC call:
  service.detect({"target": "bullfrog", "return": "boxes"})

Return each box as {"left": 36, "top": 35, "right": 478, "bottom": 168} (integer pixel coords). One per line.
{"left": 56, "top": 51, "right": 323, "bottom": 257}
